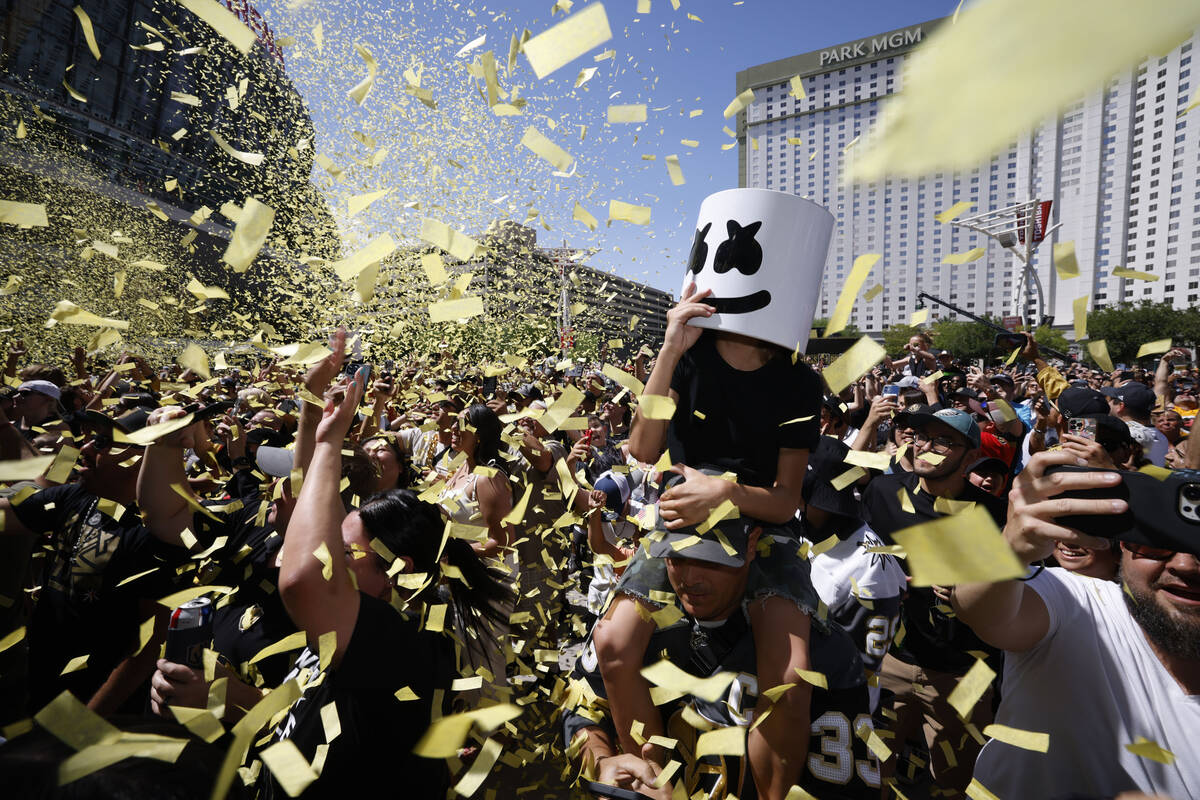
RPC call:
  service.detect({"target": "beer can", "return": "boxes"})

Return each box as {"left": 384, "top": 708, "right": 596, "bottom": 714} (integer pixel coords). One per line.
{"left": 165, "top": 596, "right": 214, "bottom": 668}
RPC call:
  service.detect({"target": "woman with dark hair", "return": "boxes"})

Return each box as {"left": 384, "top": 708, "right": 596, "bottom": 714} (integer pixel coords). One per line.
{"left": 263, "top": 374, "right": 512, "bottom": 799}
{"left": 362, "top": 433, "right": 414, "bottom": 492}
{"left": 438, "top": 404, "right": 514, "bottom": 558}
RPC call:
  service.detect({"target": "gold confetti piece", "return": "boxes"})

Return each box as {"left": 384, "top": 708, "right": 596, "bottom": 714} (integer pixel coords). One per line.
{"left": 520, "top": 126, "right": 575, "bottom": 172}
{"left": 793, "top": 668, "right": 828, "bottom": 689}
{"left": 0, "top": 275, "right": 21, "bottom": 295}
{"left": 823, "top": 337, "right": 886, "bottom": 395}
{"left": 454, "top": 736, "right": 502, "bottom": 797}
{"left": 185, "top": 278, "right": 229, "bottom": 302}
{"left": 788, "top": 74, "right": 806, "bottom": 100}
{"left": 313, "top": 541, "right": 333, "bottom": 581}
{"left": 60, "top": 654, "right": 89, "bottom": 675}
{"left": 320, "top": 702, "right": 341, "bottom": 743}
{"left": 849, "top": 0, "right": 1200, "bottom": 180}
{"left": 420, "top": 253, "right": 447, "bottom": 284}
{"left": 696, "top": 726, "right": 744, "bottom": 757}
{"left": 413, "top": 704, "right": 522, "bottom": 758}
{"left": 609, "top": 200, "right": 651, "bottom": 225}
{"left": 273, "top": 343, "right": 332, "bottom": 367}
{"left": 573, "top": 201, "right": 598, "bottom": 231}
{"left": 210, "top": 130, "right": 263, "bottom": 166}
{"left": 0, "top": 626, "right": 25, "bottom": 654}
{"left": 0, "top": 200, "right": 49, "bottom": 227}
{"left": 1124, "top": 736, "right": 1175, "bottom": 765}
{"left": 638, "top": 393, "right": 676, "bottom": 420}
{"left": 946, "top": 657, "right": 997, "bottom": 721}
{"left": 1182, "top": 85, "right": 1200, "bottom": 116}
{"left": 607, "top": 104, "right": 647, "bottom": 123}
{"left": 420, "top": 218, "right": 482, "bottom": 262}
{"left": 826, "top": 253, "right": 880, "bottom": 336}
{"left": 541, "top": 385, "right": 585, "bottom": 434}
{"left": 637, "top": 0, "right": 650, "bottom": 11}
{"left": 843, "top": 450, "right": 892, "bottom": 472}
{"left": 394, "top": 686, "right": 419, "bottom": 701}
{"left": 1087, "top": 340, "right": 1113, "bottom": 372}
{"left": 601, "top": 363, "right": 644, "bottom": 395}
{"left": 1111, "top": 267, "right": 1159, "bottom": 281}
{"left": 348, "top": 42, "right": 378, "bottom": 104}
{"left": 47, "top": 300, "right": 129, "bottom": 330}
{"left": 786, "top": 136, "right": 803, "bottom": 146}
{"left": 425, "top": 604, "right": 447, "bottom": 633}
{"left": 62, "top": 78, "right": 87, "bottom": 103}
{"left": 664, "top": 154, "right": 684, "bottom": 186}
{"left": 260, "top": 739, "right": 318, "bottom": 797}
{"left": 1053, "top": 241, "right": 1080, "bottom": 280}
{"left": 170, "top": 91, "right": 201, "bottom": 105}
{"left": 982, "top": 724, "right": 1049, "bottom": 752}
{"left": 72, "top": 6, "right": 102, "bottom": 61}
{"left": 965, "top": 779, "right": 1001, "bottom": 800}
{"left": 785, "top": 787, "right": 819, "bottom": 800}
{"left": 347, "top": 189, "right": 391, "bottom": 217}
{"left": 1137, "top": 339, "right": 1172, "bottom": 359}
{"left": 332, "top": 233, "right": 396, "bottom": 281}
{"left": 249, "top": 631, "right": 306, "bottom": 664}
{"left": 831, "top": 466, "right": 866, "bottom": 491}
{"left": 942, "top": 247, "right": 986, "bottom": 265}
{"left": 175, "top": 0, "right": 254, "bottom": 53}
{"left": 934, "top": 201, "right": 974, "bottom": 224}
{"left": 45, "top": 445, "right": 80, "bottom": 484}
{"left": 894, "top": 504, "right": 1023, "bottom": 588}
{"left": 910, "top": 308, "right": 929, "bottom": 326}
{"left": 429, "top": 296, "right": 484, "bottom": 323}
{"left": 722, "top": 88, "right": 756, "bottom": 119}
{"left": 222, "top": 196, "right": 274, "bottom": 273}
{"left": 34, "top": 690, "right": 120, "bottom": 752}
{"left": 680, "top": 138, "right": 699, "bottom": 148}
{"left": 522, "top": 2, "right": 612, "bottom": 79}
{"left": 641, "top": 661, "right": 736, "bottom": 703}
{"left": 1072, "top": 295, "right": 1089, "bottom": 341}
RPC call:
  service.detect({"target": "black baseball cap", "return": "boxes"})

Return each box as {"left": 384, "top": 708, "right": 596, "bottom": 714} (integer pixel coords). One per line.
{"left": 1056, "top": 387, "right": 1109, "bottom": 419}
{"left": 1101, "top": 382, "right": 1155, "bottom": 415}
{"left": 989, "top": 374, "right": 1015, "bottom": 387}
{"left": 894, "top": 402, "right": 933, "bottom": 429}
{"left": 966, "top": 457, "right": 1009, "bottom": 477}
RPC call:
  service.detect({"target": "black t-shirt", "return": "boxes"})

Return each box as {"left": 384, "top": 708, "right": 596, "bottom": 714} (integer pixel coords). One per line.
{"left": 668, "top": 333, "right": 822, "bottom": 487}
{"left": 565, "top": 607, "right": 879, "bottom": 800}
{"left": 260, "top": 594, "right": 453, "bottom": 799}
{"left": 190, "top": 471, "right": 298, "bottom": 687}
{"left": 11, "top": 484, "right": 185, "bottom": 711}
{"left": 861, "top": 471, "right": 1006, "bottom": 673}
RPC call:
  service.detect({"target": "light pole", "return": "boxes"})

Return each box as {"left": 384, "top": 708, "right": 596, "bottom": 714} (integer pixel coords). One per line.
{"left": 949, "top": 199, "right": 1060, "bottom": 329}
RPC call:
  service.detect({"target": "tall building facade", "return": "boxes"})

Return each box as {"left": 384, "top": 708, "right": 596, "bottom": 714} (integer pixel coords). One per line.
{"left": 736, "top": 19, "right": 1200, "bottom": 334}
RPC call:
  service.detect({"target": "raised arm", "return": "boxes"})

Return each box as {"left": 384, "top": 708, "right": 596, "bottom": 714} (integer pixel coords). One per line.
{"left": 952, "top": 451, "right": 1124, "bottom": 653}
{"left": 628, "top": 285, "right": 714, "bottom": 464}
{"left": 278, "top": 374, "right": 364, "bottom": 662}
{"left": 1155, "top": 348, "right": 1189, "bottom": 406}
{"left": 136, "top": 408, "right": 202, "bottom": 548}
{"left": 293, "top": 330, "right": 345, "bottom": 475}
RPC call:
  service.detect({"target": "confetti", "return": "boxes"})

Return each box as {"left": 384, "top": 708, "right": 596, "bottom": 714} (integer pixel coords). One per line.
{"left": 522, "top": 2, "right": 612, "bottom": 79}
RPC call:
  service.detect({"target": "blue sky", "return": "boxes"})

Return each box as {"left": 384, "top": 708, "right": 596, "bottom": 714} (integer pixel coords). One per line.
{"left": 257, "top": 0, "right": 955, "bottom": 293}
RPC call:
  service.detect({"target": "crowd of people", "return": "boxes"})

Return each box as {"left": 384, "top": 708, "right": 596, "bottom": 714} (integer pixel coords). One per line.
{"left": 0, "top": 292, "right": 1196, "bottom": 800}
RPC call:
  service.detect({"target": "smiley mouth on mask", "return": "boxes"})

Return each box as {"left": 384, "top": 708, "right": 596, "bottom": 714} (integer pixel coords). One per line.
{"left": 707, "top": 290, "right": 771, "bottom": 314}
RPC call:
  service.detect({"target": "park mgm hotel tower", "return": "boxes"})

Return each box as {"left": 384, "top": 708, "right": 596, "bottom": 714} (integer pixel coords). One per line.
{"left": 735, "top": 18, "right": 1200, "bottom": 335}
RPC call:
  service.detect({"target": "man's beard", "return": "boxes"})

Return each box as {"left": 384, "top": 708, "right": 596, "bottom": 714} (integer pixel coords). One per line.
{"left": 1122, "top": 573, "right": 1200, "bottom": 660}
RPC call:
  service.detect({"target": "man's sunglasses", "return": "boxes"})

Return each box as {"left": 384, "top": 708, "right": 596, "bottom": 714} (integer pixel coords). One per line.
{"left": 1121, "top": 541, "right": 1178, "bottom": 561}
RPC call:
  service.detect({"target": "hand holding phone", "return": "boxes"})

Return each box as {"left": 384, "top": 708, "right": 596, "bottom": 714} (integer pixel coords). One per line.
{"left": 1067, "top": 417, "right": 1097, "bottom": 441}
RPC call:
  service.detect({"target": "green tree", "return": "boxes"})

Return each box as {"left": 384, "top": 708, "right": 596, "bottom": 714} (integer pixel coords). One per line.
{"left": 1085, "top": 301, "right": 1192, "bottom": 363}
{"left": 812, "top": 318, "right": 862, "bottom": 338}
{"left": 930, "top": 318, "right": 997, "bottom": 360}
{"left": 1033, "top": 325, "right": 1069, "bottom": 353}
{"left": 882, "top": 324, "right": 921, "bottom": 356}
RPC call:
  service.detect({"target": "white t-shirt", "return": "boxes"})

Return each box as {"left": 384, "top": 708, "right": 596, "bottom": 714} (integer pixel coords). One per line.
{"left": 807, "top": 525, "right": 907, "bottom": 710}
{"left": 974, "top": 568, "right": 1200, "bottom": 798}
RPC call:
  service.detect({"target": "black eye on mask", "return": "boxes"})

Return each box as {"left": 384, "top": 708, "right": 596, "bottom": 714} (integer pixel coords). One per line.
{"left": 712, "top": 220, "right": 763, "bottom": 275}
{"left": 687, "top": 222, "right": 711, "bottom": 274}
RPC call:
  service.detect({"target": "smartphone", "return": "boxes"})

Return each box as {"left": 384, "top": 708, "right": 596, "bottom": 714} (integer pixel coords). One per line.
{"left": 580, "top": 430, "right": 594, "bottom": 447}
{"left": 585, "top": 782, "right": 656, "bottom": 800}
{"left": 883, "top": 385, "right": 900, "bottom": 397}
{"left": 1067, "top": 417, "right": 1097, "bottom": 440}
{"left": 481, "top": 376, "right": 498, "bottom": 398}
{"left": 355, "top": 363, "right": 372, "bottom": 385}
{"left": 994, "top": 332, "right": 1026, "bottom": 351}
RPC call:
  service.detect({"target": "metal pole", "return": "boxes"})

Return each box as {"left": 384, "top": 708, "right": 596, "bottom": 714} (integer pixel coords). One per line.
{"left": 917, "top": 291, "right": 1071, "bottom": 361}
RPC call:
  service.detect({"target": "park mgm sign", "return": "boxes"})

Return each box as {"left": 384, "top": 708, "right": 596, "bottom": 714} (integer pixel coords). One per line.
{"left": 818, "top": 26, "right": 926, "bottom": 67}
